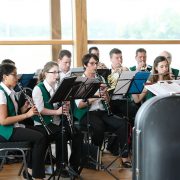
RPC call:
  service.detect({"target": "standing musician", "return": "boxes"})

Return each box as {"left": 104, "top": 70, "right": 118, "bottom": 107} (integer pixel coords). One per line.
{"left": 132, "top": 56, "right": 172, "bottom": 103}
{"left": 0, "top": 63, "right": 46, "bottom": 180}
{"left": 74, "top": 53, "right": 131, "bottom": 168}
{"left": 32, "top": 61, "right": 83, "bottom": 177}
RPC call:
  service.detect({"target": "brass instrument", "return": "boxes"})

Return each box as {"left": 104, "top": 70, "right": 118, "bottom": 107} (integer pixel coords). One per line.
{"left": 140, "top": 66, "right": 146, "bottom": 71}
{"left": 107, "top": 67, "right": 122, "bottom": 92}
{"left": 17, "top": 83, "right": 52, "bottom": 135}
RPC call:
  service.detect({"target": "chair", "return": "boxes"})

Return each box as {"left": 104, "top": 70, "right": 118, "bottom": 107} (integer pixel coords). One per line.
{"left": 0, "top": 141, "right": 31, "bottom": 179}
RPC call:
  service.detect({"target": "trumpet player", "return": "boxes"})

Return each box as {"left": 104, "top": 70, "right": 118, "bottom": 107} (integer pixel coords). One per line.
{"left": 108, "top": 48, "right": 138, "bottom": 124}
{"left": 129, "top": 48, "right": 152, "bottom": 72}
{"left": 32, "top": 61, "right": 83, "bottom": 177}
{"left": 0, "top": 63, "right": 46, "bottom": 180}
{"left": 74, "top": 53, "right": 131, "bottom": 167}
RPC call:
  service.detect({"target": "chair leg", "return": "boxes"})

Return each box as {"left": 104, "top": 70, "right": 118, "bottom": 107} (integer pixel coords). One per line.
{"left": 18, "top": 150, "right": 28, "bottom": 176}
{"left": 0, "top": 150, "right": 8, "bottom": 170}
{"left": 18, "top": 149, "right": 29, "bottom": 180}
{"left": 48, "top": 145, "right": 55, "bottom": 176}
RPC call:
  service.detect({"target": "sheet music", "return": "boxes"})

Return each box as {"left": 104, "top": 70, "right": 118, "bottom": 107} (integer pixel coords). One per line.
{"left": 145, "top": 81, "right": 180, "bottom": 95}
{"left": 113, "top": 71, "right": 136, "bottom": 95}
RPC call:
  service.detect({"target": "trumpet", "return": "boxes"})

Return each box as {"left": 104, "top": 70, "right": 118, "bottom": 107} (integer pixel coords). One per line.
{"left": 17, "top": 83, "right": 52, "bottom": 135}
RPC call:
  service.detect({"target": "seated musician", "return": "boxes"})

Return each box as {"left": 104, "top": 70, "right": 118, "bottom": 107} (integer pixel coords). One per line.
{"left": 74, "top": 53, "right": 131, "bottom": 168}
{"left": 132, "top": 56, "right": 172, "bottom": 103}
{"left": 159, "top": 50, "right": 180, "bottom": 79}
{"left": 32, "top": 61, "right": 83, "bottom": 177}
{"left": 129, "top": 48, "right": 152, "bottom": 72}
{"left": 0, "top": 63, "right": 46, "bottom": 180}
{"left": 108, "top": 48, "right": 139, "bottom": 126}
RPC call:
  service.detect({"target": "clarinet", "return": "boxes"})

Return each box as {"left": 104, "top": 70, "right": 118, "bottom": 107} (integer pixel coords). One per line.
{"left": 17, "top": 83, "right": 52, "bottom": 135}
{"left": 96, "top": 72, "right": 113, "bottom": 116}
{"left": 62, "top": 101, "right": 74, "bottom": 135}
{"left": 56, "top": 78, "right": 74, "bottom": 135}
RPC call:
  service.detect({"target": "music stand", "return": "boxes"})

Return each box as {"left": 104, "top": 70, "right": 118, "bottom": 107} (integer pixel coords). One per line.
{"left": 97, "top": 69, "right": 111, "bottom": 82}
{"left": 48, "top": 76, "right": 100, "bottom": 180}
{"left": 112, "top": 71, "right": 150, "bottom": 95}
{"left": 48, "top": 76, "right": 82, "bottom": 180}
{"left": 128, "top": 71, "right": 150, "bottom": 94}
{"left": 104, "top": 71, "right": 150, "bottom": 173}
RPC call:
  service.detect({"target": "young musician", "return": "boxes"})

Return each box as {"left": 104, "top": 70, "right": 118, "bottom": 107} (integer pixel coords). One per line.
{"left": 57, "top": 49, "right": 72, "bottom": 81}
{"left": 159, "top": 50, "right": 180, "bottom": 79}
{"left": 132, "top": 56, "right": 172, "bottom": 103}
{"left": 32, "top": 61, "right": 82, "bottom": 177}
{"left": 74, "top": 53, "right": 131, "bottom": 168}
{"left": 108, "top": 48, "right": 139, "bottom": 126}
{"left": 0, "top": 63, "right": 46, "bottom": 180}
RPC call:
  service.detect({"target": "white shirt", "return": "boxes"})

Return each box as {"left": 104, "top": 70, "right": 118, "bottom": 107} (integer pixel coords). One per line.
{"left": 75, "top": 74, "right": 105, "bottom": 111}
{"left": 60, "top": 70, "right": 71, "bottom": 82}
{"left": 0, "top": 82, "right": 22, "bottom": 128}
{"left": 32, "top": 80, "right": 60, "bottom": 125}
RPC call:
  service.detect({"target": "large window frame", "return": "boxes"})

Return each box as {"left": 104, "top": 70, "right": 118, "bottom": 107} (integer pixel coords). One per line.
{"left": 0, "top": 0, "right": 180, "bottom": 68}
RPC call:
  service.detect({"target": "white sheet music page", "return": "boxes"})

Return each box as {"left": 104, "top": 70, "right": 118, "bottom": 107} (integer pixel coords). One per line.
{"left": 145, "top": 81, "right": 180, "bottom": 95}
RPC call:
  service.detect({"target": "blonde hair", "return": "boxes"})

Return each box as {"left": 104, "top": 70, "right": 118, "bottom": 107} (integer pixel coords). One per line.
{"left": 38, "top": 61, "right": 58, "bottom": 82}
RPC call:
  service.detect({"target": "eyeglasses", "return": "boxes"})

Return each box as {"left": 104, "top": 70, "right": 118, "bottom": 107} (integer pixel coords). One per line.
{"left": 47, "top": 71, "right": 60, "bottom": 74}
{"left": 88, "top": 62, "right": 98, "bottom": 66}
{"left": 9, "top": 73, "right": 18, "bottom": 77}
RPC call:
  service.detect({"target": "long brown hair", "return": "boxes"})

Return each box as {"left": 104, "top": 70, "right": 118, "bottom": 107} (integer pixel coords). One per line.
{"left": 150, "top": 56, "right": 171, "bottom": 83}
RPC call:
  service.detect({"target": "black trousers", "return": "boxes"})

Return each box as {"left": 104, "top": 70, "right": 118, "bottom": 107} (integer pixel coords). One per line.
{"left": 110, "top": 99, "right": 139, "bottom": 126}
{"left": 31, "top": 119, "right": 83, "bottom": 170}
{"left": 80, "top": 110, "right": 128, "bottom": 157}
{"left": 0, "top": 127, "right": 46, "bottom": 179}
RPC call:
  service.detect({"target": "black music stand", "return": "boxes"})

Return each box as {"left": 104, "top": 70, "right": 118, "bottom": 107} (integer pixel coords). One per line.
{"left": 48, "top": 76, "right": 82, "bottom": 180}
{"left": 104, "top": 71, "right": 150, "bottom": 173}
{"left": 75, "top": 78, "right": 115, "bottom": 174}
{"left": 48, "top": 76, "right": 100, "bottom": 180}
{"left": 97, "top": 69, "right": 111, "bottom": 82}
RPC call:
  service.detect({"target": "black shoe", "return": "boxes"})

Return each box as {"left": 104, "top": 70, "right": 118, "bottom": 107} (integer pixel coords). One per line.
{"left": 55, "top": 169, "right": 70, "bottom": 178}
{"left": 107, "top": 147, "right": 119, "bottom": 156}
{"left": 122, "top": 161, "right": 132, "bottom": 168}
{"left": 23, "top": 170, "right": 33, "bottom": 180}
{"left": 70, "top": 166, "right": 80, "bottom": 178}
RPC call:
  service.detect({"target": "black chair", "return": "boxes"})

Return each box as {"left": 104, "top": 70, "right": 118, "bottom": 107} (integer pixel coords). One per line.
{"left": 0, "top": 141, "right": 31, "bottom": 179}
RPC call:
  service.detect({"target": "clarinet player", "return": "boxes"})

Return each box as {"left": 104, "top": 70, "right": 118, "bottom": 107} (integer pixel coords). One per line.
{"left": 0, "top": 63, "right": 46, "bottom": 180}
{"left": 32, "top": 61, "right": 82, "bottom": 178}
{"left": 74, "top": 54, "right": 132, "bottom": 168}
